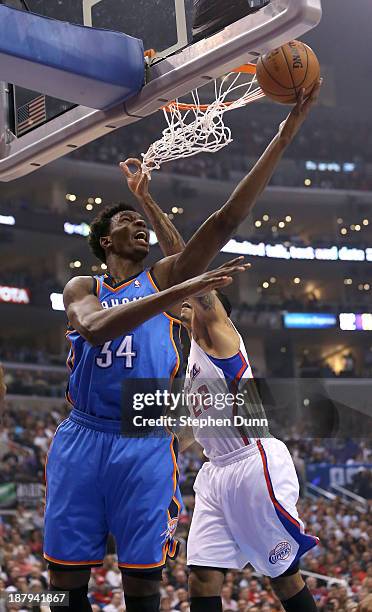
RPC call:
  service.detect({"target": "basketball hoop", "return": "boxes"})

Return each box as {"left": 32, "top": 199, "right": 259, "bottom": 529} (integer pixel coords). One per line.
{"left": 141, "top": 63, "right": 264, "bottom": 177}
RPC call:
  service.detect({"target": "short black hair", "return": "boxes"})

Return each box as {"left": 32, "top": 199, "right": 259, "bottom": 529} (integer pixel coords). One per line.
{"left": 216, "top": 290, "right": 232, "bottom": 317}
{"left": 88, "top": 203, "right": 136, "bottom": 263}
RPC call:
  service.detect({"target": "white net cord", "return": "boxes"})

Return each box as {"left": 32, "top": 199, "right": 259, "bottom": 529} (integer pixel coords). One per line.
{"left": 141, "top": 70, "right": 264, "bottom": 177}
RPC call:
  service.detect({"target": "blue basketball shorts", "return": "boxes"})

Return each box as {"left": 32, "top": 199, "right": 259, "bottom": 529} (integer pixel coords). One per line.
{"left": 43, "top": 409, "right": 182, "bottom": 570}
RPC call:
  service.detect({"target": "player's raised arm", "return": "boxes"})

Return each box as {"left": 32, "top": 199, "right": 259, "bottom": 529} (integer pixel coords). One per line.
{"left": 63, "top": 260, "right": 247, "bottom": 346}
{"left": 152, "top": 81, "right": 321, "bottom": 287}
{"left": 120, "top": 158, "right": 185, "bottom": 257}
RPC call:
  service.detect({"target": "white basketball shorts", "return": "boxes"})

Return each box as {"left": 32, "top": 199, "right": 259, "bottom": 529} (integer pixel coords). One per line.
{"left": 187, "top": 437, "right": 319, "bottom": 578}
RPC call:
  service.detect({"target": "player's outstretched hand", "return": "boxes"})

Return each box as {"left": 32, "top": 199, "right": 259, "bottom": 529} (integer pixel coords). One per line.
{"left": 120, "top": 158, "right": 149, "bottom": 201}
{"left": 180, "top": 257, "right": 250, "bottom": 298}
{"left": 278, "top": 78, "right": 322, "bottom": 145}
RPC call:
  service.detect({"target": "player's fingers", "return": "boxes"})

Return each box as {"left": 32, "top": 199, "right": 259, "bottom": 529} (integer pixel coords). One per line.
{"left": 218, "top": 263, "right": 251, "bottom": 276}
{"left": 296, "top": 88, "right": 305, "bottom": 111}
{"left": 229, "top": 263, "right": 251, "bottom": 275}
{"left": 124, "top": 157, "right": 142, "bottom": 170}
{"left": 120, "top": 159, "right": 141, "bottom": 176}
{"left": 217, "top": 256, "right": 245, "bottom": 270}
{"left": 119, "top": 162, "right": 133, "bottom": 178}
{"left": 212, "top": 276, "right": 233, "bottom": 288}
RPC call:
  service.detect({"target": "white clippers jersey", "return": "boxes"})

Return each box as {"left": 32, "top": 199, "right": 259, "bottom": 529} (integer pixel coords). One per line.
{"left": 184, "top": 330, "right": 258, "bottom": 460}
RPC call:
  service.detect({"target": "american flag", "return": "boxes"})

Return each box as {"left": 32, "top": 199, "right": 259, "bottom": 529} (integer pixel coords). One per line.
{"left": 16, "top": 95, "right": 46, "bottom": 136}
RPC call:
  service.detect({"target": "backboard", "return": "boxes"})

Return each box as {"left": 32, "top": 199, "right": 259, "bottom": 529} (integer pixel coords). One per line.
{"left": 9, "top": 0, "right": 191, "bottom": 137}
{"left": 0, "top": 0, "right": 322, "bottom": 181}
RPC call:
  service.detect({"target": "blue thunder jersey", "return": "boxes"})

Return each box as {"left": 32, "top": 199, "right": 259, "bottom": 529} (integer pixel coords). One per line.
{"left": 66, "top": 269, "right": 182, "bottom": 419}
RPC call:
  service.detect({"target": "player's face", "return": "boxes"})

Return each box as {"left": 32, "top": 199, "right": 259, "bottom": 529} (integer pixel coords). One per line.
{"left": 109, "top": 211, "right": 150, "bottom": 261}
{"left": 180, "top": 301, "right": 193, "bottom": 329}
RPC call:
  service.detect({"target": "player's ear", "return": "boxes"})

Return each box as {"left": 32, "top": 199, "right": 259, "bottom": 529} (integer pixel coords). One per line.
{"left": 100, "top": 235, "right": 111, "bottom": 250}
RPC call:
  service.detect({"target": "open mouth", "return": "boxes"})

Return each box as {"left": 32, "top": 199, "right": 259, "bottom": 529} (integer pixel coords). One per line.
{"left": 182, "top": 302, "right": 192, "bottom": 310}
{"left": 134, "top": 230, "right": 148, "bottom": 245}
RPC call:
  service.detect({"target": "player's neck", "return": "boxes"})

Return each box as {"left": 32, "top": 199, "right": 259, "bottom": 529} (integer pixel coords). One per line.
{"left": 106, "top": 256, "right": 144, "bottom": 284}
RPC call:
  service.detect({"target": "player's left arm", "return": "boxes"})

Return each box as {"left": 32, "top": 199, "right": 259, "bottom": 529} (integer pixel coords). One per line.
{"left": 120, "top": 159, "right": 185, "bottom": 257}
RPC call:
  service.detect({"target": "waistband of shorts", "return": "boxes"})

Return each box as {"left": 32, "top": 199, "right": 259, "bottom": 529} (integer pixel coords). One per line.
{"left": 69, "top": 408, "right": 122, "bottom": 433}
{"left": 209, "top": 440, "right": 261, "bottom": 466}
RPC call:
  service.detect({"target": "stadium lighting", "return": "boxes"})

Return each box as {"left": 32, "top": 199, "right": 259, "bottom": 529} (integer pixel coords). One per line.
{"left": 101, "top": 263, "right": 107, "bottom": 270}
{"left": 262, "top": 214, "right": 269, "bottom": 222}
{"left": 0, "top": 214, "right": 15, "bottom": 225}
{"left": 278, "top": 221, "right": 285, "bottom": 228}
{"left": 50, "top": 293, "right": 64, "bottom": 311}
{"left": 293, "top": 277, "right": 301, "bottom": 284}
{"left": 95, "top": 197, "right": 102, "bottom": 204}
{"left": 285, "top": 216, "right": 292, "bottom": 223}
{"left": 255, "top": 220, "right": 262, "bottom": 228}
{"left": 172, "top": 207, "right": 179, "bottom": 214}
{"left": 304, "top": 179, "right": 311, "bottom": 186}
{"left": 64, "top": 221, "right": 90, "bottom": 237}
{"left": 262, "top": 281, "right": 269, "bottom": 289}
{"left": 355, "top": 225, "right": 361, "bottom": 231}
{"left": 363, "top": 219, "right": 369, "bottom": 226}
{"left": 340, "top": 228, "right": 347, "bottom": 235}
{"left": 149, "top": 230, "right": 158, "bottom": 246}
{"left": 86, "top": 204, "right": 93, "bottom": 211}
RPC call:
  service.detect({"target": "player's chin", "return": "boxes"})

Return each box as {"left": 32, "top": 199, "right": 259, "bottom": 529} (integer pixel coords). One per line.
{"left": 180, "top": 308, "right": 192, "bottom": 328}
{"left": 131, "top": 243, "right": 150, "bottom": 258}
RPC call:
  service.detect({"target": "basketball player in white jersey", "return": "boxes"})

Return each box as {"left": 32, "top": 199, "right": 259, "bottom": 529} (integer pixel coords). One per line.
{"left": 180, "top": 292, "right": 320, "bottom": 612}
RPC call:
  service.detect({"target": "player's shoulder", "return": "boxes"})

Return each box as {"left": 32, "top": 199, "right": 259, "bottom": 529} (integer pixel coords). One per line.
{"left": 63, "top": 275, "right": 96, "bottom": 303}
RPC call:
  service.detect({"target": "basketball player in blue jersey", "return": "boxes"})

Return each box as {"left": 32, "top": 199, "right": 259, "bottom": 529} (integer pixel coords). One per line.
{"left": 44, "top": 82, "right": 320, "bottom": 612}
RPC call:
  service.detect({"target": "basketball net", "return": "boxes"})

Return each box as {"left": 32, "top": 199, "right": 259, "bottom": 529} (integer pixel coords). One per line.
{"left": 141, "top": 65, "right": 264, "bottom": 177}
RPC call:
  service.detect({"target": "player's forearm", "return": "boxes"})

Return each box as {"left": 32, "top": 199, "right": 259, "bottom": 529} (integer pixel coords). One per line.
{"left": 80, "top": 284, "right": 188, "bottom": 345}
{"left": 217, "top": 131, "right": 287, "bottom": 230}
{"left": 139, "top": 194, "right": 185, "bottom": 256}
{"left": 172, "top": 132, "right": 288, "bottom": 282}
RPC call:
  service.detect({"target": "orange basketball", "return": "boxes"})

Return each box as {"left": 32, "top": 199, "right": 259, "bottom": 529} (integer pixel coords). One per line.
{"left": 256, "top": 40, "right": 320, "bottom": 104}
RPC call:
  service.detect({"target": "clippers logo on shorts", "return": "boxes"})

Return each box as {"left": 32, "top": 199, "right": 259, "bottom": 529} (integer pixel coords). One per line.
{"left": 269, "top": 541, "right": 292, "bottom": 565}
{"left": 134, "top": 279, "right": 141, "bottom": 288}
